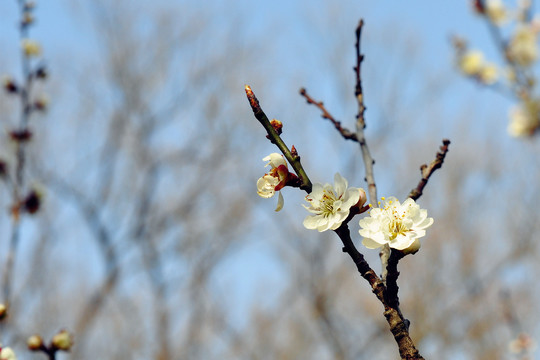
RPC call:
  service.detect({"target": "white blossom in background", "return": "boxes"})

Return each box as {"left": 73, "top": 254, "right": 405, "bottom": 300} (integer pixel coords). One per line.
{"left": 303, "top": 173, "right": 366, "bottom": 232}
{"left": 21, "top": 39, "right": 41, "bottom": 57}
{"left": 359, "top": 197, "right": 433, "bottom": 252}
{"left": 458, "top": 50, "right": 498, "bottom": 84}
{"left": 508, "top": 332, "right": 537, "bottom": 355}
{"left": 479, "top": 63, "right": 498, "bottom": 84}
{"left": 508, "top": 101, "right": 540, "bottom": 136}
{"left": 459, "top": 50, "right": 484, "bottom": 75}
{"left": 508, "top": 25, "right": 538, "bottom": 66}
{"left": 486, "top": 0, "right": 508, "bottom": 25}
{"left": 0, "top": 347, "right": 17, "bottom": 360}
{"left": 256, "top": 153, "right": 290, "bottom": 211}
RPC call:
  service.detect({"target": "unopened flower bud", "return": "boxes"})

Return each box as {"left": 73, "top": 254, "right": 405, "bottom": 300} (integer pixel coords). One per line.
{"left": 35, "top": 66, "right": 47, "bottom": 80}
{"left": 27, "top": 335, "right": 43, "bottom": 351}
{"left": 354, "top": 188, "right": 369, "bottom": 213}
{"left": 399, "top": 239, "right": 421, "bottom": 255}
{"left": 9, "top": 129, "right": 32, "bottom": 143}
{"left": 270, "top": 119, "right": 283, "bottom": 135}
{"left": 0, "top": 304, "right": 7, "bottom": 320}
{"left": 21, "top": 13, "right": 34, "bottom": 26}
{"left": 21, "top": 39, "right": 41, "bottom": 57}
{"left": 51, "top": 330, "right": 73, "bottom": 351}
{"left": 291, "top": 145, "right": 298, "bottom": 157}
{"left": 3, "top": 78, "right": 18, "bottom": 94}
{"left": 34, "top": 96, "right": 48, "bottom": 111}
{"left": 473, "top": 0, "right": 485, "bottom": 14}
{"left": 23, "top": 189, "right": 41, "bottom": 214}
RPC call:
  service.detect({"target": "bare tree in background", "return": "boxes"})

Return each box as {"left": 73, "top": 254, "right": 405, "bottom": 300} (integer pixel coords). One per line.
{"left": 1, "top": 1, "right": 539, "bottom": 359}
{"left": 2, "top": 0, "right": 259, "bottom": 358}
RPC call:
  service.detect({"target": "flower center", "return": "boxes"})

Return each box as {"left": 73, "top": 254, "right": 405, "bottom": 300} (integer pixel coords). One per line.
{"left": 320, "top": 190, "right": 339, "bottom": 217}
{"left": 388, "top": 219, "right": 408, "bottom": 240}
{"left": 383, "top": 200, "right": 410, "bottom": 240}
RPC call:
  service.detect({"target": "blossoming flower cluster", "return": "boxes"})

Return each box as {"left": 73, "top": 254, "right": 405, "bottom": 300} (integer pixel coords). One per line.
{"left": 300, "top": 176, "right": 433, "bottom": 252}
{"left": 458, "top": 0, "right": 540, "bottom": 137}
{"left": 257, "top": 164, "right": 434, "bottom": 252}
{"left": 457, "top": 50, "right": 498, "bottom": 85}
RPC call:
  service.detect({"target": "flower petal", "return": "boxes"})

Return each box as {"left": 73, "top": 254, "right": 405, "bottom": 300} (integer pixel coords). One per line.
{"left": 362, "top": 237, "right": 384, "bottom": 249}
{"left": 303, "top": 215, "right": 319, "bottom": 230}
{"left": 275, "top": 191, "right": 284, "bottom": 212}
{"left": 333, "top": 172, "right": 348, "bottom": 196}
{"left": 263, "top": 153, "right": 287, "bottom": 169}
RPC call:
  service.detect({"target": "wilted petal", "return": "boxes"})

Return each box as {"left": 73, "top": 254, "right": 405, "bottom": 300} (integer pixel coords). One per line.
{"left": 257, "top": 175, "right": 278, "bottom": 198}
{"left": 275, "top": 191, "right": 284, "bottom": 212}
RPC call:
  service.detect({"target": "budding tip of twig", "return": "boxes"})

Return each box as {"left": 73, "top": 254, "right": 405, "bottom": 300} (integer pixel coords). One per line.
{"left": 244, "top": 84, "right": 260, "bottom": 112}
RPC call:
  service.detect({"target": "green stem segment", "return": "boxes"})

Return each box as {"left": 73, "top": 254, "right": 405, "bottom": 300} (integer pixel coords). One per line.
{"left": 245, "top": 85, "right": 312, "bottom": 193}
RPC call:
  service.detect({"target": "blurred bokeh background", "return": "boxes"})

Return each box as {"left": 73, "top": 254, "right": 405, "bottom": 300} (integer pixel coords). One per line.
{"left": 0, "top": 0, "right": 539, "bottom": 359}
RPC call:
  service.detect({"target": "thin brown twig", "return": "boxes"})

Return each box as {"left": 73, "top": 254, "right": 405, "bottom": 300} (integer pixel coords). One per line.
{"left": 354, "top": 19, "right": 377, "bottom": 205}
{"left": 408, "top": 139, "right": 451, "bottom": 201}
{"left": 352, "top": 19, "right": 391, "bottom": 283}
{"left": 3, "top": 0, "right": 37, "bottom": 307}
{"left": 299, "top": 88, "right": 359, "bottom": 142}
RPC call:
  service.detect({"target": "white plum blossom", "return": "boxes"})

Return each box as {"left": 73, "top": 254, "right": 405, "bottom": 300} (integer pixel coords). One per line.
{"left": 303, "top": 173, "right": 366, "bottom": 232}
{"left": 508, "top": 332, "right": 537, "bottom": 355}
{"left": 0, "top": 347, "right": 16, "bottom": 360}
{"left": 486, "top": 0, "right": 507, "bottom": 25}
{"left": 458, "top": 50, "right": 498, "bottom": 84}
{"left": 21, "top": 39, "right": 41, "bottom": 57}
{"left": 508, "top": 101, "right": 540, "bottom": 137}
{"left": 359, "top": 197, "right": 433, "bottom": 252}
{"left": 256, "top": 153, "right": 290, "bottom": 211}
{"left": 479, "top": 63, "right": 498, "bottom": 84}
{"left": 508, "top": 25, "right": 538, "bottom": 67}
{"left": 459, "top": 50, "right": 484, "bottom": 76}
